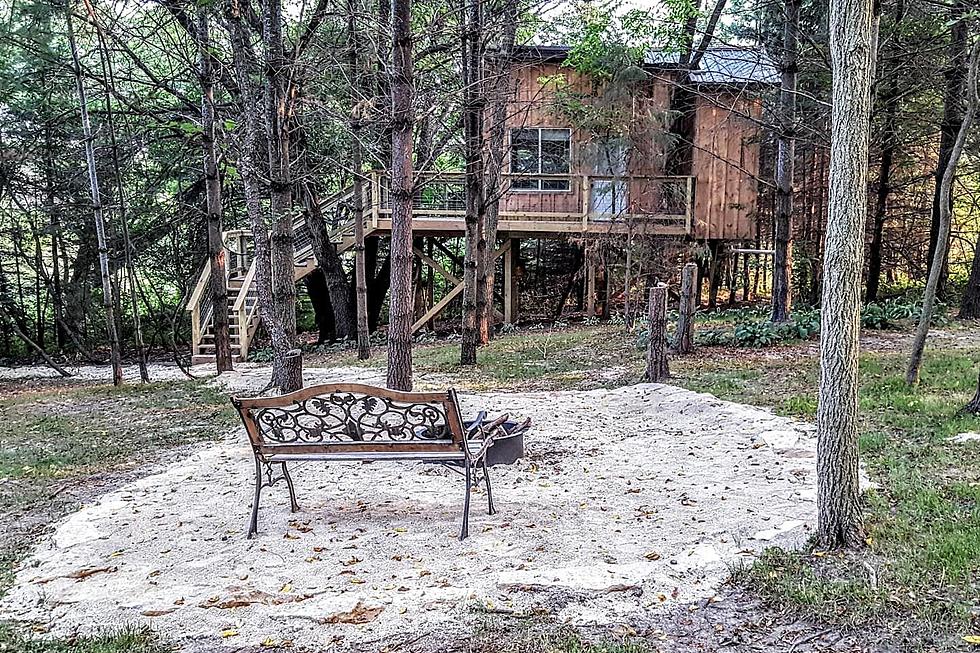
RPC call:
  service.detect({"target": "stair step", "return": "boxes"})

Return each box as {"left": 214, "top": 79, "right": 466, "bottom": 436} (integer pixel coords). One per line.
{"left": 192, "top": 354, "right": 244, "bottom": 365}
{"left": 197, "top": 344, "right": 242, "bottom": 353}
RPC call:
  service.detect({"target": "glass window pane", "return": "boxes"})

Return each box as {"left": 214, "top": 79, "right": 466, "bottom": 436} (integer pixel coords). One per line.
{"left": 511, "top": 178, "right": 540, "bottom": 190}
{"left": 540, "top": 129, "right": 570, "bottom": 174}
{"left": 541, "top": 179, "right": 570, "bottom": 191}
{"left": 510, "top": 129, "right": 540, "bottom": 174}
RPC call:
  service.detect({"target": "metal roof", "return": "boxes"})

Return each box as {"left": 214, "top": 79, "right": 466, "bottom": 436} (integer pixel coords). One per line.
{"left": 644, "top": 48, "right": 780, "bottom": 85}
{"left": 512, "top": 45, "right": 779, "bottom": 86}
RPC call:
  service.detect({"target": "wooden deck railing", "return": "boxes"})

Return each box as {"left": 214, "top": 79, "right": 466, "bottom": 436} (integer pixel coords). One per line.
{"left": 187, "top": 171, "right": 694, "bottom": 362}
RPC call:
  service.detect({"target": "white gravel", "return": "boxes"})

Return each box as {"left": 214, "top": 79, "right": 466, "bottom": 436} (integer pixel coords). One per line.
{"left": 0, "top": 367, "right": 820, "bottom": 651}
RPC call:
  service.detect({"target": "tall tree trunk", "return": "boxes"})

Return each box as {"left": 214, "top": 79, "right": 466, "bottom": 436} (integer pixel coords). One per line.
{"left": 926, "top": 1, "right": 969, "bottom": 298}
{"left": 264, "top": 0, "right": 301, "bottom": 392}
{"left": 771, "top": 0, "right": 800, "bottom": 323}
{"left": 301, "top": 180, "right": 354, "bottom": 339}
{"left": 479, "top": 0, "right": 518, "bottom": 338}
{"left": 90, "top": 9, "right": 149, "bottom": 382}
{"left": 66, "top": 10, "right": 123, "bottom": 386}
{"left": 199, "top": 8, "right": 233, "bottom": 373}
{"left": 817, "top": 0, "right": 876, "bottom": 549}
{"left": 907, "top": 42, "right": 980, "bottom": 386}
{"left": 348, "top": 0, "right": 371, "bottom": 359}
{"left": 460, "top": 0, "right": 484, "bottom": 366}
{"left": 387, "top": 0, "right": 415, "bottom": 391}
{"left": 958, "top": 242, "right": 980, "bottom": 318}
{"left": 230, "top": 0, "right": 283, "bottom": 381}
{"left": 865, "top": 1, "right": 904, "bottom": 303}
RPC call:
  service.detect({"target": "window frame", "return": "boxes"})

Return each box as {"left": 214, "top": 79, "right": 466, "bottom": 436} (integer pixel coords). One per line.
{"left": 508, "top": 127, "right": 573, "bottom": 193}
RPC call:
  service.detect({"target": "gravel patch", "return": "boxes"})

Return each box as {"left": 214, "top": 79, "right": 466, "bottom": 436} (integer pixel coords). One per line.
{"left": 0, "top": 374, "right": 818, "bottom": 651}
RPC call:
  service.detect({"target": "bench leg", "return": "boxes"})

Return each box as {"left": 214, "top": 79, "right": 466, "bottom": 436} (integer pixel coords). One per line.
{"left": 482, "top": 458, "right": 496, "bottom": 515}
{"left": 281, "top": 462, "right": 300, "bottom": 513}
{"left": 459, "top": 463, "right": 472, "bottom": 541}
{"left": 247, "top": 457, "right": 262, "bottom": 539}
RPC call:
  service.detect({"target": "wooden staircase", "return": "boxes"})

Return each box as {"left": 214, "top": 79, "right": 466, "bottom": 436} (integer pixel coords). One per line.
{"left": 187, "top": 180, "right": 376, "bottom": 365}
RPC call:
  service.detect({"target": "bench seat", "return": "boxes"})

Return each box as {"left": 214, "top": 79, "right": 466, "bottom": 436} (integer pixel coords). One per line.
{"left": 232, "top": 383, "right": 518, "bottom": 539}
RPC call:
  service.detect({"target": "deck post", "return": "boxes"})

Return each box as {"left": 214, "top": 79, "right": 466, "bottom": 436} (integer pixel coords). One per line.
{"left": 370, "top": 171, "right": 380, "bottom": 229}
{"left": 504, "top": 236, "right": 520, "bottom": 325}
{"left": 585, "top": 257, "right": 596, "bottom": 319}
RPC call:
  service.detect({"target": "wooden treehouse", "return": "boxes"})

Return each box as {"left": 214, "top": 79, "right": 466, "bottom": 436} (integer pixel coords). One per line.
{"left": 187, "top": 47, "right": 777, "bottom": 364}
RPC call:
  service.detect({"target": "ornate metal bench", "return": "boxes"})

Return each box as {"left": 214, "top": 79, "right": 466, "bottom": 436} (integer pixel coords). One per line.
{"left": 231, "top": 383, "right": 521, "bottom": 540}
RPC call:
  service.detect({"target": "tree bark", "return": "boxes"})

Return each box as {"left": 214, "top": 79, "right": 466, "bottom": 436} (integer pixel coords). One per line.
{"left": 478, "top": 0, "right": 518, "bottom": 342}
{"left": 264, "top": 0, "right": 301, "bottom": 392}
{"left": 460, "top": 0, "right": 485, "bottom": 366}
{"left": 674, "top": 262, "right": 697, "bottom": 354}
{"left": 348, "top": 0, "right": 371, "bottom": 360}
{"left": 865, "top": 2, "right": 904, "bottom": 304}
{"left": 959, "top": 242, "right": 980, "bottom": 318}
{"left": 302, "top": 181, "right": 354, "bottom": 340}
{"left": 644, "top": 285, "right": 669, "bottom": 383}
{"left": 907, "top": 42, "right": 979, "bottom": 386}
{"left": 771, "top": 0, "right": 800, "bottom": 323}
{"left": 817, "top": 0, "right": 876, "bottom": 549}
{"left": 67, "top": 9, "right": 123, "bottom": 386}
{"left": 926, "top": 1, "right": 968, "bottom": 298}
{"left": 387, "top": 0, "right": 415, "bottom": 391}
{"left": 199, "top": 8, "right": 233, "bottom": 373}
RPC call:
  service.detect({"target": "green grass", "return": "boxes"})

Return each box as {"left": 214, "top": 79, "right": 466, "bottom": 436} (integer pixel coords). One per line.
{"left": 0, "top": 380, "right": 237, "bottom": 484}
{"left": 0, "top": 624, "right": 171, "bottom": 653}
{"left": 314, "top": 325, "right": 646, "bottom": 391}
{"left": 471, "top": 616, "right": 648, "bottom": 653}
{"left": 675, "top": 348, "right": 980, "bottom": 642}
{"left": 0, "top": 378, "right": 238, "bottom": 606}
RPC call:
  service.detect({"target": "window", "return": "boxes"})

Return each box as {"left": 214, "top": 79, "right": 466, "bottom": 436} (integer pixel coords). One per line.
{"left": 509, "top": 128, "right": 571, "bottom": 191}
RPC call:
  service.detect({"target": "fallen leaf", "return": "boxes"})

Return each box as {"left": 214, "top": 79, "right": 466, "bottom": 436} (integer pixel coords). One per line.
{"left": 37, "top": 566, "right": 117, "bottom": 584}
{"left": 140, "top": 608, "right": 177, "bottom": 617}
{"left": 964, "top": 635, "right": 980, "bottom": 645}
{"left": 220, "top": 630, "right": 238, "bottom": 638}
{"left": 644, "top": 552, "right": 661, "bottom": 561}
{"left": 200, "top": 589, "right": 312, "bottom": 609}
{"left": 320, "top": 601, "right": 384, "bottom": 624}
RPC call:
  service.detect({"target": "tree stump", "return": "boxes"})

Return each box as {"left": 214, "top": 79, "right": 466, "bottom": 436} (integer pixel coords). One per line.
{"left": 674, "top": 262, "right": 697, "bottom": 354}
{"left": 278, "top": 348, "right": 304, "bottom": 393}
{"left": 644, "top": 285, "right": 669, "bottom": 383}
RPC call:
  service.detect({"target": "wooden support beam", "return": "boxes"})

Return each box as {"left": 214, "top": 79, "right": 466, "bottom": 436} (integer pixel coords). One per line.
{"left": 411, "top": 241, "right": 511, "bottom": 334}
{"left": 413, "top": 246, "right": 460, "bottom": 284}
{"left": 504, "top": 237, "right": 519, "bottom": 324}
{"left": 585, "top": 259, "right": 596, "bottom": 319}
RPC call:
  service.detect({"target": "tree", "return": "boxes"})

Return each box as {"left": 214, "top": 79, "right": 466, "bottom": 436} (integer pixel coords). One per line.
{"left": 387, "top": 0, "right": 415, "bottom": 391}
{"left": 907, "top": 39, "right": 979, "bottom": 386}
{"left": 771, "top": 0, "right": 800, "bottom": 323}
{"left": 865, "top": 0, "right": 905, "bottom": 303}
{"left": 816, "top": 0, "right": 877, "bottom": 549}
{"left": 348, "top": 0, "right": 371, "bottom": 360}
{"left": 66, "top": 7, "right": 123, "bottom": 386}
{"left": 460, "top": 0, "right": 485, "bottom": 366}
{"left": 198, "top": 7, "right": 233, "bottom": 373}
{"left": 925, "top": 1, "right": 970, "bottom": 298}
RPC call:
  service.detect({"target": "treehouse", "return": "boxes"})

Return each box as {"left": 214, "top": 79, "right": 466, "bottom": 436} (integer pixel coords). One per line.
{"left": 187, "top": 46, "right": 777, "bottom": 364}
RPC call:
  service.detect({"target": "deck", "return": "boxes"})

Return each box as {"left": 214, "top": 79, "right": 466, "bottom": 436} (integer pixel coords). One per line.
{"left": 187, "top": 171, "right": 695, "bottom": 363}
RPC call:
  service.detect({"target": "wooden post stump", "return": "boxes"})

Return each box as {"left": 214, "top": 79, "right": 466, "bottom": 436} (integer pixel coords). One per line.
{"left": 674, "top": 262, "right": 697, "bottom": 354}
{"left": 644, "top": 285, "right": 669, "bottom": 383}
{"left": 280, "top": 348, "right": 304, "bottom": 393}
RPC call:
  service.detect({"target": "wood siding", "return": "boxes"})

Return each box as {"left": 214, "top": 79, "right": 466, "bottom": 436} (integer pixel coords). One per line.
{"left": 691, "top": 94, "right": 762, "bottom": 241}
{"left": 501, "top": 62, "right": 765, "bottom": 240}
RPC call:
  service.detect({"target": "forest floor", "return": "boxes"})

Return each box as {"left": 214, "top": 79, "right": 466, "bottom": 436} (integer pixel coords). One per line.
{"left": 0, "top": 320, "right": 977, "bottom": 652}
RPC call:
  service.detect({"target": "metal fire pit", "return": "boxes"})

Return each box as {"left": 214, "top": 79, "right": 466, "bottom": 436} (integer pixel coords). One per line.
{"left": 465, "top": 419, "right": 526, "bottom": 466}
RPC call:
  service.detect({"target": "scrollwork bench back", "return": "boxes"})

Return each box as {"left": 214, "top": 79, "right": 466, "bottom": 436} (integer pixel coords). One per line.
{"left": 232, "top": 383, "right": 502, "bottom": 540}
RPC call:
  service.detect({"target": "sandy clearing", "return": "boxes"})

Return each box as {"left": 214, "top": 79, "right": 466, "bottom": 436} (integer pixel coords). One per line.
{"left": 0, "top": 373, "right": 818, "bottom": 652}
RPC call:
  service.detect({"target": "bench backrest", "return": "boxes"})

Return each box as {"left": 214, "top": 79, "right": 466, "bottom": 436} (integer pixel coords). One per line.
{"left": 232, "top": 383, "right": 466, "bottom": 457}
